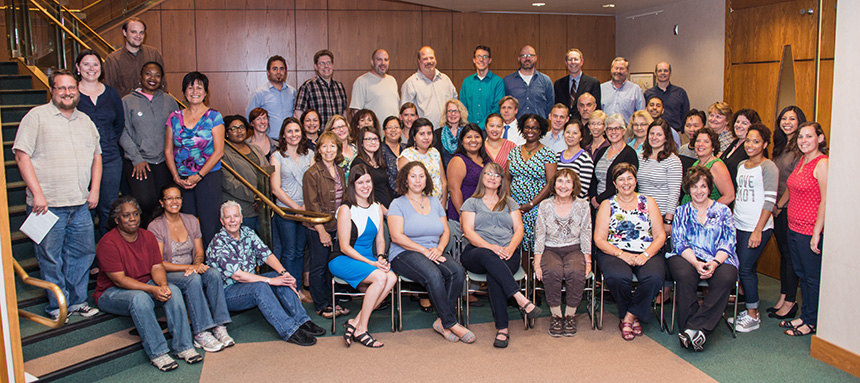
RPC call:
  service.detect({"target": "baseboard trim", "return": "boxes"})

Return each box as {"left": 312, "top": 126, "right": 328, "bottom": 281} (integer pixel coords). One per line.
{"left": 811, "top": 335, "right": 860, "bottom": 379}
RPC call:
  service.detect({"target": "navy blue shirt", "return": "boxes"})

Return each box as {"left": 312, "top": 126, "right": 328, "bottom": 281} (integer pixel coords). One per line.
{"left": 644, "top": 83, "right": 690, "bottom": 132}
{"left": 503, "top": 70, "right": 554, "bottom": 119}
{"left": 77, "top": 85, "right": 125, "bottom": 163}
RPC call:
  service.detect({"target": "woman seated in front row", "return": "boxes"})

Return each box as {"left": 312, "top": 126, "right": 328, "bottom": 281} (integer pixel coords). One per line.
{"left": 593, "top": 163, "right": 666, "bottom": 341}
{"left": 533, "top": 169, "right": 592, "bottom": 337}
{"left": 328, "top": 164, "right": 398, "bottom": 348}
{"left": 148, "top": 184, "right": 233, "bottom": 353}
{"left": 460, "top": 162, "right": 542, "bottom": 349}
{"left": 388, "top": 161, "right": 474, "bottom": 344}
{"left": 669, "top": 166, "right": 738, "bottom": 352}
{"left": 94, "top": 196, "right": 201, "bottom": 372}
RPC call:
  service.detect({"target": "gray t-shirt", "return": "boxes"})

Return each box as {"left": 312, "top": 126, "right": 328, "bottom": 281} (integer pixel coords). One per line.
{"left": 387, "top": 196, "right": 446, "bottom": 260}
{"left": 460, "top": 197, "right": 519, "bottom": 247}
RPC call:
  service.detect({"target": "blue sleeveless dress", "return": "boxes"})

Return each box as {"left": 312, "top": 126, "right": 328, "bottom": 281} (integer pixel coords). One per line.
{"left": 328, "top": 202, "right": 382, "bottom": 288}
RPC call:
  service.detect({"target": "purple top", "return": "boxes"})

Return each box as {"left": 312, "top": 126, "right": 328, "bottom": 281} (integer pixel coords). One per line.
{"left": 447, "top": 153, "right": 484, "bottom": 222}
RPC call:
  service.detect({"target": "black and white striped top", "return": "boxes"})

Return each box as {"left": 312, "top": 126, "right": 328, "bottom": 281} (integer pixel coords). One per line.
{"left": 556, "top": 149, "right": 594, "bottom": 199}
{"left": 637, "top": 154, "right": 683, "bottom": 216}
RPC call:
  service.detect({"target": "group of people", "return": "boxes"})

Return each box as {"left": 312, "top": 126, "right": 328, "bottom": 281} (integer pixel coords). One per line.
{"left": 13, "top": 16, "right": 829, "bottom": 371}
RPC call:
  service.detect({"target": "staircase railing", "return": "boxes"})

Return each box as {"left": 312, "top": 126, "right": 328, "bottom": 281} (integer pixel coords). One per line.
{"left": 12, "top": 259, "right": 67, "bottom": 328}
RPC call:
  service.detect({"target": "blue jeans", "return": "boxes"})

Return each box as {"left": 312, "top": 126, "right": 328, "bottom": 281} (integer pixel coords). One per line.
{"left": 166, "top": 269, "right": 231, "bottom": 334}
{"left": 391, "top": 250, "right": 465, "bottom": 328}
{"left": 97, "top": 281, "right": 193, "bottom": 359}
{"left": 97, "top": 157, "right": 123, "bottom": 237}
{"left": 788, "top": 231, "right": 822, "bottom": 326}
{"left": 223, "top": 271, "right": 311, "bottom": 340}
{"left": 736, "top": 229, "right": 773, "bottom": 309}
{"left": 28, "top": 203, "right": 95, "bottom": 316}
{"left": 274, "top": 216, "right": 307, "bottom": 288}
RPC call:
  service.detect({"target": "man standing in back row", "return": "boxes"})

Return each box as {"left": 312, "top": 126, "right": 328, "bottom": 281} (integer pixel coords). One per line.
{"left": 600, "top": 57, "right": 644, "bottom": 122}
{"left": 294, "top": 50, "right": 348, "bottom": 127}
{"left": 401, "top": 46, "right": 457, "bottom": 129}
{"left": 104, "top": 17, "right": 165, "bottom": 97}
{"left": 13, "top": 69, "right": 102, "bottom": 322}
{"left": 246, "top": 55, "right": 297, "bottom": 140}
{"left": 504, "top": 45, "right": 554, "bottom": 119}
{"left": 350, "top": 49, "right": 400, "bottom": 122}
{"left": 554, "top": 49, "right": 601, "bottom": 120}
{"left": 460, "top": 45, "right": 504, "bottom": 128}
{"left": 644, "top": 61, "right": 690, "bottom": 133}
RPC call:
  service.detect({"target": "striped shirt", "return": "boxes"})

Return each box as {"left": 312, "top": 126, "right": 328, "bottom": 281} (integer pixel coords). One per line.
{"left": 637, "top": 154, "right": 683, "bottom": 217}
{"left": 556, "top": 149, "right": 594, "bottom": 199}
{"left": 733, "top": 159, "right": 778, "bottom": 232}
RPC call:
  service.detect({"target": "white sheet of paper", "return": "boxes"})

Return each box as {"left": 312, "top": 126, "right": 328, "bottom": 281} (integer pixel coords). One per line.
{"left": 19, "top": 210, "right": 59, "bottom": 245}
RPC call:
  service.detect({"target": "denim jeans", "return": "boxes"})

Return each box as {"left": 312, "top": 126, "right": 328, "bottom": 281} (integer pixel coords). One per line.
{"left": 28, "top": 203, "right": 96, "bottom": 316}
{"left": 736, "top": 229, "right": 773, "bottom": 309}
{"left": 274, "top": 216, "right": 307, "bottom": 288}
{"left": 223, "top": 271, "right": 311, "bottom": 340}
{"left": 242, "top": 216, "right": 259, "bottom": 234}
{"left": 307, "top": 229, "right": 334, "bottom": 312}
{"left": 97, "top": 281, "right": 193, "bottom": 359}
{"left": 97, "top": 157, "right": 123, "bottom": 237}
{"left": 788, "top": 231, "right": 822, "bottom": 326}
{"left": 391, "top": 250, "right": 465, "bottom": 328}
{"left": 179, "top": 170, "right": 222, "bottom": 247}
{"left": 166, "top": 269, "right": 231, "bottom": 334}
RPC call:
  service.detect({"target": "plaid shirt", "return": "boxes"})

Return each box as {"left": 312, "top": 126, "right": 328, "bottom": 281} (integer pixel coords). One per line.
{"left": 295, "top": 76, "right": 347, "bottom": 126}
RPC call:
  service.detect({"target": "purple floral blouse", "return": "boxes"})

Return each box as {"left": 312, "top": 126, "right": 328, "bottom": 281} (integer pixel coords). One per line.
{"left": 167, "top": 108, "right": 223, "bottom": 177}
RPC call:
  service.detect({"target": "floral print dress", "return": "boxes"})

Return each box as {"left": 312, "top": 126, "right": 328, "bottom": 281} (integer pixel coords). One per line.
{"left": 508, "top": 145, "right": 556, "bottom": 251}
{"left": 606, "top": 193, "right": 654, "bottom": 252}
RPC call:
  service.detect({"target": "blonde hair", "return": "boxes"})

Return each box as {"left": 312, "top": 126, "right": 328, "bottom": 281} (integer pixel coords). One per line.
{"left": 589, "top": 110, "right": 607, "bottom": 122}
{"left": 324, "top": 114, "right": 350, "bottom": 142}
{"left": 707, "top": 102, "right": 732, "bottom": 118}
{"left": 471, "top": 163, "right": 512, "bottom": 212}
{"left": 440, "top": 99, "right": 468, "bottom": 129}
{"left": 625, "top": 110, "right": 653, "bottom": 142}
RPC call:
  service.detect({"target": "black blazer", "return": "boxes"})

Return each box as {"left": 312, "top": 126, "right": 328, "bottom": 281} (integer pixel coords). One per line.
{"left": 553, "top": 73, "right": 602, "bottom": 120}
{"left": 433, "top": 126, "right": 456, "bottom": 169}
{"left": 588, "top": 144, "right": 639, "bottom": 204}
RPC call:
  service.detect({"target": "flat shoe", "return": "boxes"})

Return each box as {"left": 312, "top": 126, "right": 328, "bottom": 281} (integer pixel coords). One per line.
{"left": 493, "top": 331, "right": 509, "bottom": 348}
{"left": 459, "top": 331, "right": 476, "bottom": 344}
{"left": 619, "top": 321, "right": 635, "bottom": 341}
{"left": 768, "top": 302, "right": 798, "bottom": 319}
{"left": 432, "top": 321, "right": 459, "bottom": 342}
{"left": 785, "top": 324, "right": 816, "bottom": 336}
{"left": 631, "top": 320, "right": 643, "bottom": 336}
{"left": 316, "top": 307, "right": 334, "bottom": 319}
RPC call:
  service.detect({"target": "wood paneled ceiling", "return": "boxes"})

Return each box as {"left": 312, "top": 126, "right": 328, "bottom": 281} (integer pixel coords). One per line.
{"left": 399, "top": 0, "right": 680, "bottom": 15}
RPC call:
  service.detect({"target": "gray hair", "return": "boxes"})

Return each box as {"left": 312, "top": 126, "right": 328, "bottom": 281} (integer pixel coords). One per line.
{"left": 605, "top": 113, "right": 627, "bottom": 128}
{"left": 220, "top": 200, "right": 242, "bottom": 218}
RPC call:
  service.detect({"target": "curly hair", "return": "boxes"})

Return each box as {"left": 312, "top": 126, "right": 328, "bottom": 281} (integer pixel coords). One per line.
{"left": 395, "top": 161, "right": 434, "bottom": 196}
{"left": 108, "top": 195, "right": 141, "bottom": 230}
{"left": 550, "top": 168, "right": 582, "bottom": 198}
{"left": 694, "top": 126, "right": 720, "bottom": 156}
{"left": 683, "top": 165, "right": 714, "bottom": 195}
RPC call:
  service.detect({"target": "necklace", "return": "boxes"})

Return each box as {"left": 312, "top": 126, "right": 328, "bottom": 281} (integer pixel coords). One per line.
{"left": 524, "top": 143, "right": 541, "bottom": 156}
{"left": 408, "top": 195, "right": 425, "bottom": 209}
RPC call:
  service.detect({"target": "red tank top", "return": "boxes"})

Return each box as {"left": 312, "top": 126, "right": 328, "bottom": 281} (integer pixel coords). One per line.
{"left": 786, "top": 154, "right": 827, "bottom": 235}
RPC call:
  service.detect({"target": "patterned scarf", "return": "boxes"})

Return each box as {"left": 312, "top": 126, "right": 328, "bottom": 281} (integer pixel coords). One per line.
{"left": 441, "top": 125, "right": 461, "bottom": 155}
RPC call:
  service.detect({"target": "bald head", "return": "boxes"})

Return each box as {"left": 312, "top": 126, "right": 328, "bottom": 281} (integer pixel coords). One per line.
{"left": 417, "top": 46, "right": 437, "bottom": 77}
{"left": 518, "top": 45, "right": 537, "bottom": 72}
{"left": 577, "top": 92, "right": 597, "bottom": 120}
{"left": 655, "top": 61, "right": 672, "bottom": 85}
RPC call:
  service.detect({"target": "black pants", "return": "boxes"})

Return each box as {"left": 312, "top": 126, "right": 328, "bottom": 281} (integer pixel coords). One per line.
{"left": 596, "top": 250, "right": 664, "bottom": 323}
{"left": 123, "top": 160, "right": 172, "bottom": 227}
{"left": 179, "top": 170, "right": 222, "bottom": 247}
{"left": 306, "top": 229, "right": 334, "bottom": 312}
{"left": 667, "top": 256, "right": 738, "bottom": 333}
{"left": 460, "top": 245, "right": 521, "bottom": 330}
{"left": 774, "top": 212, "right": 799, "bottom": 302}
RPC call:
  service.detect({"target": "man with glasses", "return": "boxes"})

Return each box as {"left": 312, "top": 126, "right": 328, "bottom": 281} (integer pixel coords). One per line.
{"left": 401, "top": 46, "right": 457, "bottom": 130}
{"left": 13, "top": 69, "right": 102, "bottom": 323}
{"left": 460, "top": 45, "right": 504, "bottom": 128}
{"left": 554, "top": 49, "right": 601, "bottom": 121}
{"left": 503, "top": 45, "right": 554, "bottom": 119}
{"left": 294, "top": 50, "right": 347, "bottom": 127}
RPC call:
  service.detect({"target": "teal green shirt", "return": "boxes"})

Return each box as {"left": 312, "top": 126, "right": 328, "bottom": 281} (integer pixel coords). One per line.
{"left": 459, "top": 70, "right": 504, "bottom": 128}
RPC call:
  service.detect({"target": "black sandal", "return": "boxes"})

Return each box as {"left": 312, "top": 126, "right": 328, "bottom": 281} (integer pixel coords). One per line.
{"left": 343, "top": 322, "right": 356, "bottom": 347}
{"left": 779, "top": 319, "right": 800, "bottom": 329}
{"left": 519, "top": 302, "right": 542, "bottom": 320}
{"left": 785, "top": 324, "right": 816, "bottom": 336}
{"left": 353, "top": 332, "right": 384, "bottom": 348}
{"left": 493, "top": 331, "right": 509, "bottom": 348}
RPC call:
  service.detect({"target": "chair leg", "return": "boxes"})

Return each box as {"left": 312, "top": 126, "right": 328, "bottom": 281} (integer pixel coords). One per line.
{"left": 390, "top": 287, "right": 396, "bottom": 333}
{"left": 598, "top": 274, "right": 604, "bottom": 330}
{"left": 331, "top": 279, "right": 337, "bottom": 334}
{"left": 669, "top": 282, "right": 676, "bottom": 334}
{"left": 464, "top": 276, "right": 471, "bottom": 327}
{"left": 396, "top": 279, "right": 403, "bottom": 332}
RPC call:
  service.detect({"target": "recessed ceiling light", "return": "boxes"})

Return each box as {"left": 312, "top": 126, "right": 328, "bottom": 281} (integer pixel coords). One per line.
{"left": 532, "top": 2, "right": 546, "bottom": 6}
{"left": 602, "top": 3, "right": 616, "bottom": 7}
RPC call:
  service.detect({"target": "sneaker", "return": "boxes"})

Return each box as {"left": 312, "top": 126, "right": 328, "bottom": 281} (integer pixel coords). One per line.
{"left": 71, "top": 304, "right": 99, "bottom": 318}
{"left": 193, "top": 331, "right": 225, "bottom": 352}
{"left": 174, "top": 348, "right": 203, "bottom": 364}
{"left": 679, "top": 331, "right": 691, "bottom": 349}
{"left": 563, "top": 315, "right": 577, "bottom": 337}
{"left": 50, "top": 313, "right": 69, "bottom": 324}
{"left": 549, "top": 316, "right": 564, "bottom": 337}
{"left": 212, "top": 325, "right": 235, "bottom": 347}
{"left": 690, "top": 330, "right": 707, "bottom": 352}
{"left": 731, "top": 311, "right": 761, "bottom": 333}
{"left": 300, "top": 321, "right": 326, "bottom": 337}
{"left": 150, "top": 354, "right": 178, "bottom": 372}
{"left": 286, "top": 328, "right": 316, "bottom": 346}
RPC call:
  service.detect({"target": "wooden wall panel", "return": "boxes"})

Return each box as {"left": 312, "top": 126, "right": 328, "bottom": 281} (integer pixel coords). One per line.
{"left": 538, "top": 15, "right": 568, "bottom": 73}
{"left": 726, "top": 63, "right": 780, "bottom": 127}
{"left": 194, "top": 0, "right": 295, "bottom": 10}
{"left": 729, "top": 0, "right": 818, "bottom": 62}
{"left": 421, "top": 11, "right": 453, "bottom": 72}
{"left": 195, "top": 10, "right": 295, "bottom": 73}
{"left": 295, "top": 10, "right": 327, "bottom": 71}
{"left": 160, "top": 0, "right": 194, "bottom": 10}
{"left": 450, "top": 13, "right": 538, "bottom": 73}
{"left": 567, "top": 15, "right": 616, "bottom": 72}
{"left": 327, "top": 0, "right": 421, "bottom": 10}
{"left": 820, "top": 0, "right": 837, "bottom": 59}
{"left": 295, "top": 0, "right": 327, "bottom": 10}
{"left": 328, "top": 11, "right": 422, "bottom": 71}
{"left": 161, "top": 10, "right": 197, "bottom": 74}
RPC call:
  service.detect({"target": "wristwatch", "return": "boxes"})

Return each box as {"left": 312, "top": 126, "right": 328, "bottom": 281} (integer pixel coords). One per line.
{"left": 265, "top": 278, "right": 271, "bottom": 284}
{"left": 279, "top": 270, "right": 287, "bottom": 275}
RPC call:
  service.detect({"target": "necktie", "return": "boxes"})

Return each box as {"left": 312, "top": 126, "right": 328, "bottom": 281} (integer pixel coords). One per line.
{"left": 503, "top": 125, "right": 510, "bottom": 139}
{"left": 570, "top": 78, "right": 578, "bottom": 97}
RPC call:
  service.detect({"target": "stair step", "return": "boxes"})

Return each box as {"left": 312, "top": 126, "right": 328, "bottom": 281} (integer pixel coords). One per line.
{"left": 0, "top": 75, "right": 33, "bottom": 90}
{"left": 1, "top": 104, "right": 39, "bottom": 125}
{"left": 0, "top": 89, "right": 47, "bottom": 105}
{"left": 8, "top": 180, "right": 26, "bottom": 189}
{"left": 0, "top": 62, "right": 18, "bottom": 75}
{"left": 10, "top": 204, "right": 26, "bottom": 214}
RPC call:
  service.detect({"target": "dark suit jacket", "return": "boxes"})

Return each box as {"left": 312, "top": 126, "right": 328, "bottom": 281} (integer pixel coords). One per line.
{"left": 588, "top": 144, "right": 639, "bottom": 204}
{"left": 553, "top": 73, "right": 602, "bottom": 120}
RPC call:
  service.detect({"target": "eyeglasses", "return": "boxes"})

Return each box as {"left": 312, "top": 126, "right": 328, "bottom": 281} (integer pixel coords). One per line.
{"left": 475, "top": 55, "right": 490, "bottom": 60}
{"left": 364, "top": 137, "right": 379, "bottom": 142}
{"left": 332, "top": 125, "right": 348, "bottom": 131}
{"left": 485, "top": 172, "right": 502, "bottom": 179}
{"left": 227, "top": 125, "right": 246, "bottom": 131}
{"left": 53, "top": 86, "right": 77, "bottom": 92}
{"left": 163, "top": 196, "right": 182, "bottom": 201}
{"left": 519, "top": 54, "right": 535, "bottom": 58}
{"left": 606, "top": 126, "right": 625, "bottom": 131}
{"left": 446, "top": 109, "right": 460, "bottom": 114}
{"left": 589, "top": 121, "right": 605, "bottom": 126}
{"left": 632, "top": 123, "right": 649, "bottom": 128}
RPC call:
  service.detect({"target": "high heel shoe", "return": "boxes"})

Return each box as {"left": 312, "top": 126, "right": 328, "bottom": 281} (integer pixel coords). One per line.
{"left": 768, "top": 302, "right": 798, "bottom": 319}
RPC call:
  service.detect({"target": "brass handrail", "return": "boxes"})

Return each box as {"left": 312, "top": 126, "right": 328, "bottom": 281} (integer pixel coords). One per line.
{"left": 25, "top": 0, "right": 92, "bottom": 51}
{"left": 220, "top": 161, "right": 331, "bottom": 225}
{"left": 12, "top": 259, "right": 67, "bottom": 328}
{"left": 225, "top": 141, "right": 269, "bottom": 176}
{"left": 45, "top": 0, "right": 113, "bottom": 51}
